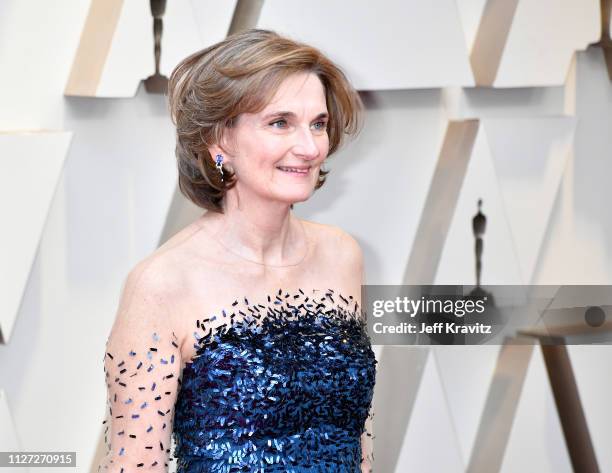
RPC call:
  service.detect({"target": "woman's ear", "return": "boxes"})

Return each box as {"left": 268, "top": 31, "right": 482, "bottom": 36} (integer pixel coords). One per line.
{"left": 220, "top": 126, "right": 238, "bottom": 157}
{"left": 208, "top": 144, "right": 224, "bottom": 162}
{"left": 208, "top": 142, "right": 235, "bottom": 174}
{"left": 211, "top": 127, "right": 237, "bottom": 163}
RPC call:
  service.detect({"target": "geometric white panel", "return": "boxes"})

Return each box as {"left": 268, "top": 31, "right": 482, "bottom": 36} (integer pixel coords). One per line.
{"left": 530, "top": 151, "right": 608, "bottom": 285}
{"left": 394, "top": 351, "right": 464, "bottom": 472}
{"left": 494, "top": 0, "right": 600, "bottom": 87}
{"left": 0, "top": 132, "right": 71, "bottom": 343}
{"left": 484, "top": 117, "right": 575, "bottom": 284}
{"left": 0, "top": 389, "right": 21, "bottom": 452}
{"left": 499, "top": 345, "right": 573, "bottom": 473}
{"left": 434, "top": 122, "right": 524, "bottom": 285}
{"left": 568, "top": 346, "right": 612, "bottom": 472}
{"left": 258, "top": 0, "right": 475, "bottom": 90}
{"left": 535, "top": 48, "right": 612, "bottom": 284}
{"left": 455, "top": 0, "right": 489, "bottom": 53}
{"left": 441, "top": 85, "right": 568, "bottom": 121}
{"left": 0, "top": 2, "right": 91, "bottom": 128}
{"left": 189, "top": 0, "right": 239, "bottom": 44}
{"left": 434, "top": 345, "right": 503, "bottom": 465}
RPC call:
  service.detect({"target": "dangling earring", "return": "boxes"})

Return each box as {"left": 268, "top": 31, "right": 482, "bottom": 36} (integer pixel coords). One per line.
{"left": 215, "top": 154, "right": 224, "bottom": 182}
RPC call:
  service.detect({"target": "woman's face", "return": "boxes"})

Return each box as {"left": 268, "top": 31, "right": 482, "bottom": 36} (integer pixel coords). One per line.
{"left": 222, "top": 72, "right": 330, "bottom": 206}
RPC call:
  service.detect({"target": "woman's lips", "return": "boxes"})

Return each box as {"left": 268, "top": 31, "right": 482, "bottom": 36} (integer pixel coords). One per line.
{"left": 276, "top": 165, "right": 311, "bottom": 175}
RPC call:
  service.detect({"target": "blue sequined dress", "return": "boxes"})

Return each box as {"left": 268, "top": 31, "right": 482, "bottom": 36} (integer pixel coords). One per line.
{"left": 99, "top": 288, "right": 377, "bottom": 473}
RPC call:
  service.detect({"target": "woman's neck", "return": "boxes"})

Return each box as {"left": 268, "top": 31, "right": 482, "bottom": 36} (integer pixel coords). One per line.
{"left": 197, "top": 196, "right": 308, "bottom": 267}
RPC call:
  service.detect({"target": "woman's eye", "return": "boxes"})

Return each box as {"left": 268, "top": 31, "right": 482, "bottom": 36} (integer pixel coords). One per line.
{"left": 269, "top": 119, "right": 327, "bottom": 131}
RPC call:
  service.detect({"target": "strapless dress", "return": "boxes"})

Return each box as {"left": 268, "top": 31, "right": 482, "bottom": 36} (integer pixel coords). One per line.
{"left": 100, "top": 288, "right": 377, "bottom": 473}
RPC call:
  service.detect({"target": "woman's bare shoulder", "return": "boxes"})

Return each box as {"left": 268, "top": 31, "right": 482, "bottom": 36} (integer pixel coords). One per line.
{"left": 118, "top": 222, "right": 208, "bottom": 351}
{"left": 301, "top": 219, "right": 362, "bottom": 261}
{"left": 125, "top": 220, "right": 204, "bottom": 300}
{"left": 300, "top": 220, "right": 364, "bottom": 309}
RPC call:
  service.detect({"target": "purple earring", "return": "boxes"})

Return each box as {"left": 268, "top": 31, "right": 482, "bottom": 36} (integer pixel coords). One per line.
{"left": 215, "top": 154, "right": 224, "bottom": 182}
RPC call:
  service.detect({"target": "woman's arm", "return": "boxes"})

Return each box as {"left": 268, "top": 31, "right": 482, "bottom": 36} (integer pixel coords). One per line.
{"left": 97, "top": 261, "right": 182, "bottom": 472}
{"left": 361, "top": 404, "right": 375, "bottom": 473}
{"left": 336, "top": 228, "right": 376, "bottom": 473}
{"left": 357, "top": 245, "right": 375, "bottom": 473}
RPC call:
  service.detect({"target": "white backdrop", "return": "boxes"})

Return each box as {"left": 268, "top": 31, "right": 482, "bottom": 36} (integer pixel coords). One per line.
{"left": 1, "top": 1, "right": 611, "bottom": 472}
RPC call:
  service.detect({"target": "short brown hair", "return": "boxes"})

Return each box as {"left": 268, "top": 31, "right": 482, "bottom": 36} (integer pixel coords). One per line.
{"left": 167, "top": 28, "right": 364, "bottom": 213}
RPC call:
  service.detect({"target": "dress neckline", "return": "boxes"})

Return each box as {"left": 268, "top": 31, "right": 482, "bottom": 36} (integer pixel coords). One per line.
{"left": 199, "top": 286, "right": 362, "bottom": 326}
{"left": 180, "top": 287, "right": 366, "bottom": 370}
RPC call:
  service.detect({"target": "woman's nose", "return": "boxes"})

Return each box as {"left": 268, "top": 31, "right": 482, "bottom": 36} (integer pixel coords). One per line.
{"left": 292, "top": 125, "right": 320, "bottom": 159}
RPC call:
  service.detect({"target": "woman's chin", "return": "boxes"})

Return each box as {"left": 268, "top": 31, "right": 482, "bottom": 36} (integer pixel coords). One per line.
{"left": 270, "top": 186, "right": 315, "bottom": 205}
{"left": 281, "top": 192, "right": 313, "bottom": 206}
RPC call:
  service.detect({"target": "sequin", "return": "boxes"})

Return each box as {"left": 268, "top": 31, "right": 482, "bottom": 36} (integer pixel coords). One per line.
{"left": 98, "top": 288, "right": 377, "bottom": 473}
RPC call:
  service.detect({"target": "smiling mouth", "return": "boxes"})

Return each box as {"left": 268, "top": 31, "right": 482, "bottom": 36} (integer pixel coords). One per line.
{"left": 276, "top": 166, "right": 311, "bottom": 175}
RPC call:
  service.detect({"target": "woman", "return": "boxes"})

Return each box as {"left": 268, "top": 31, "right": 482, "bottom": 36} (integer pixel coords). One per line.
{"left": 98, "top": 28, "right": 377, "bottom": 473}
